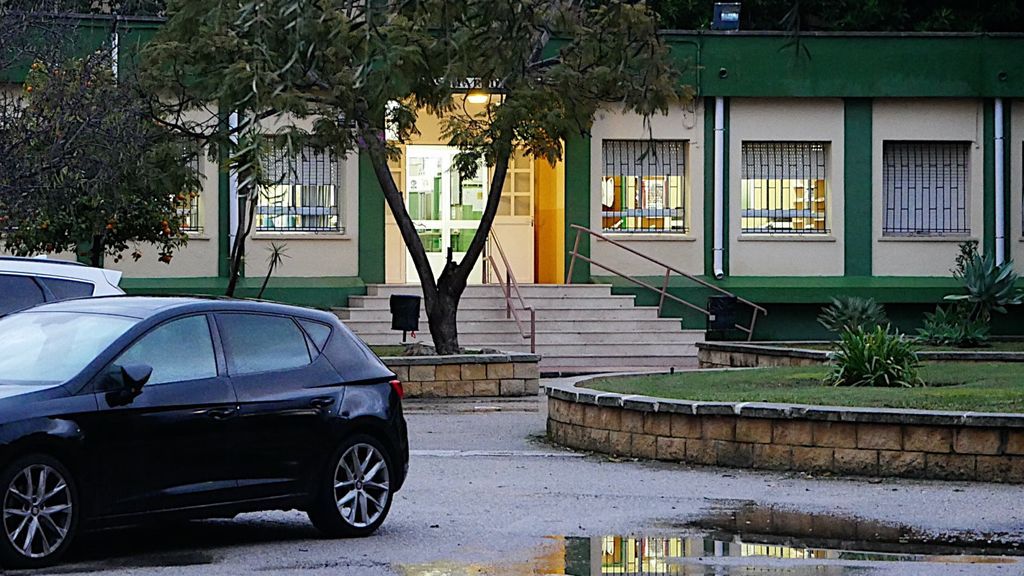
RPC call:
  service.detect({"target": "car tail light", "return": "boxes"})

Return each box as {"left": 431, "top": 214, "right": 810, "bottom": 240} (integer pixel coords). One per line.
{"left": 390, "top": 379, "right": 404, "bottom": 399}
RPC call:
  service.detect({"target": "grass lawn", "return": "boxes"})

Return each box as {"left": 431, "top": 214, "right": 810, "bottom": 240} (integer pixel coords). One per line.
{"left": 586, "top": 363, "right": 1024, "bottom": 413}
{"left": 780, "top": 341, "right": 1024, "bottom": 352}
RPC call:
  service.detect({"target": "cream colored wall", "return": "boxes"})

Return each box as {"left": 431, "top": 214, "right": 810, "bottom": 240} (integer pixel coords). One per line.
{"left": 1011, "top": 100, "right": 1024, "bottom": 276}
{"left": 589, "top": 102, "right": 704, "bottom": 276}
{"left": 728, "top": 98, "right": 845, "bottom": 277}
{"left": 240, "top": 113, "right": 360, "bottom": 278}
{"left": 872, "top": 99, "right": 985, "bottom": 277}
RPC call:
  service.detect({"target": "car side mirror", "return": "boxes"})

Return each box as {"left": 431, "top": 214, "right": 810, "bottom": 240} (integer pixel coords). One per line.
{"left": 106, "top": 364, "right": 152, "bottom": 407}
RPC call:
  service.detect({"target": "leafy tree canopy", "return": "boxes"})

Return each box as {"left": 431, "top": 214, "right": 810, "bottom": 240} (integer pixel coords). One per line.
{"left": 143, "top": 0, "right": 684, "bottom": 352}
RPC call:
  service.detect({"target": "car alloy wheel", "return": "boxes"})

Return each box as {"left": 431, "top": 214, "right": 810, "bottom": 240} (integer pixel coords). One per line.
{"left": 3, "top": 463, "right": 73, "bottom": 560}
{"left": 333, "top": 442, "right": 390, "bottom": 529}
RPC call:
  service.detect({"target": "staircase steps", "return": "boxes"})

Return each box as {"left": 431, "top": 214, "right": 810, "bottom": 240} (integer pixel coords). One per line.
{"left": 335, "top": 284, "right": 704, "bottom": 373}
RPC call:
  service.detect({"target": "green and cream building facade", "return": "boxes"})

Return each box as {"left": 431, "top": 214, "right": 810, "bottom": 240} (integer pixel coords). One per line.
{"left": 10, "top": 21, "right": 1024, "bottom": 339}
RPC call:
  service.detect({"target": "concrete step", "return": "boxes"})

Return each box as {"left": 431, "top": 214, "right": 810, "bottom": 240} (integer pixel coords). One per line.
{"left": 366, "top": 284, "right": 615, "bottom": 298}
{"left": 341, "top": 318, "right": 690, "bottom": 333}
{"left": 468, "top": 343, "right": 697, "bottom": 356}
{"left": 348, "top": 294, "right": 638, "bottom": 310}
{"left": 337, "top": 307, "right": 663, "bottom": 321}
{"left": 351, "top": 330, "right": 703, "bottom": 345}
{"left": 538, "top": 355, "right": 697, "bottom": 368}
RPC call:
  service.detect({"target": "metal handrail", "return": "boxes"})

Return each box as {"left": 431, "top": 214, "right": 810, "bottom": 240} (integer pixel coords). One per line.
{"left": 485, "top": 230, "right": 536, "bottom": 353}
{"left": 565, "top": 224, "right": 767, "bottom": 341}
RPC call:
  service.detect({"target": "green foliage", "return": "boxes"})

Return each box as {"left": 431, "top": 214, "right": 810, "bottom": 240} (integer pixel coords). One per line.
{"left": 945, "top": 251, "right": 1023, "bottom": 323}
{"left": 817, "top": 296, "right": 887, "bottom": 335}
{"left": 0, "top": 53, "right": 198, "bottom": 266}
{"left": 827, "top": 326, "right": 923, "bottom": 388}
{"left": 917, "top": 305, "right": 990, "bottom": 348}
{"left": 257, "top": 242, "right": 289, "bottom": 299}
{"left": 143, "top": 0, "right": 684, "bottom": 350}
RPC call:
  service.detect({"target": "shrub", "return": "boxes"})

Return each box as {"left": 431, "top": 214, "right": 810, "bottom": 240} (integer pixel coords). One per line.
{"left": 946, "top": 250, "right": 1022, "bottom": 324}
{"left": 817, "top": 297, "right": 888, "bottom": 335}
{"left": 827, "top": 326, "right": 923, "bottom": 388}
{"left": 916, "top": 305, "right": 990, "bottom": 348}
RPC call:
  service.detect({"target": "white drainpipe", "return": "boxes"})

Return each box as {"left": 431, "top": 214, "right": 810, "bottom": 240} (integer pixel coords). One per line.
{"left": 995, "top": 98, "right": 1006, "bottom": 265}
{"left": 713, "top": 97, "right": 725, "bottom": 280}
{"left": 228, "top": 112, "right": 239, "bottom": 256}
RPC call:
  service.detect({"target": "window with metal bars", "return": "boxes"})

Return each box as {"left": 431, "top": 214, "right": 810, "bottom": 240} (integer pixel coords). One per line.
{"left": 178, "top": 155, "right": 202, "bottom": 233}
{"left": 601, "top": 140, "right": 686, "bottom": 233}
{"left": 258, "top": 147, "right": 342, "bottom": 232}
{"left": 741, "top": 142, "right": 829, "bottom": 234}
{"left": 882, "top": 141, "right": 969, "bottom": 236}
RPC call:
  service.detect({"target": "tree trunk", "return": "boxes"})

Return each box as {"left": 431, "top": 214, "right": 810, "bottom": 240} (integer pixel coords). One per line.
{"left": 225, "top": 174, "right": 256, "bottom": 297}
{"left": 89, "top": 234, "right": 103, "bottom": 268}
{"left": 363, "top": 133, "right": 512, "bottom": 355}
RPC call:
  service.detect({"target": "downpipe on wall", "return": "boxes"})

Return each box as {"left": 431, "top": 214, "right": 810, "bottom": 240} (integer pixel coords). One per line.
{"left": 995, "top": 98, "right": 1005, "bottom": 265}
{"left": 228, "top": 112, "right": 239, "bottom": 257}
{"left": 713, "top": 97, "right": 725, "bottom": 280}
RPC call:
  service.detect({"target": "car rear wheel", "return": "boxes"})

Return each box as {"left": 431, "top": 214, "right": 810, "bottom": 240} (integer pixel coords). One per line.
{"left": 308, "top": 435, "right": 393, "bottom": 537}
{"left": 0, "top": 454, "right": 78, "bottom": 568}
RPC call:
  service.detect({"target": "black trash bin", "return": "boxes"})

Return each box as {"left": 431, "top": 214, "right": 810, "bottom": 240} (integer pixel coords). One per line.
{"left": 707, "top": 295, "right": 738, "bottom": 331}
{"left": 389, "top": 294, "right": 421, "bottom": 333}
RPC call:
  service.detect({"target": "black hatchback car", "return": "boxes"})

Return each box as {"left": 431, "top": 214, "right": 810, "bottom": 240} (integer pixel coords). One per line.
{"left": 0, "top": 297, "right": 408, "bottom": 568}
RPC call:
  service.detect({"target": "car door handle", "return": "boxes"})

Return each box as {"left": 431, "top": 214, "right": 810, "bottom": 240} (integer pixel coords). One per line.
{"left": 310, "top": 397, "right": 335, "bottom": 409}
{"left": 198, "top": 407, "right": 237, "bottom": 420}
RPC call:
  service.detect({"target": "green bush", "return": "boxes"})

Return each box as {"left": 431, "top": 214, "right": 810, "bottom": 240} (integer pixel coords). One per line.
{"left": 827, "top": 326, "right": 923, "bottom": 388}
{"left": 916, "top": 305, "right": 990, "bottom": 348}
{"left": 946, "top": 250, "right": 1022, "bottom": 323}
{"left": 817, "top": 296, "right": 888, "bottom": 335}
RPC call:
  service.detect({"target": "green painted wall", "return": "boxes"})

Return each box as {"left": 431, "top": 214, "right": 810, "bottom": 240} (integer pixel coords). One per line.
{"left": 120, "top": 276, "right": 366, "bottom": 309}
{"left": 671, "top": 33, "right": 1024, "bottom": 98}
{"left": 358, "top": 151, "right": 385, "bottom": 284}
{"left": 844, "top": 99, "right": 873, "bottom": 275}
{"left": 564, "top": 133, "right": 591, "bottom": 283}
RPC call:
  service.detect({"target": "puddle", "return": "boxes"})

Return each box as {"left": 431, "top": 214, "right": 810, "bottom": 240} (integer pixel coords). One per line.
{"left": 401, "top": 504, "right": 1021, "bottom": 575}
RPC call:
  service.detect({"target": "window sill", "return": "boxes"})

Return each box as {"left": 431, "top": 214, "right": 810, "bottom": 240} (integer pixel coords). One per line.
{"left": 737, "top": 234, "right": 836, "bottom": 242}
{"left": 252, "top": 232, "right": 351, "bottom": 241}
{"left": 878, "top": 235, "right": 976, "bottom": 243}
{"left": 598, "top": 233, "right": 696, "bottom": 242}
{"left": 183, "top": 234, "right": 211, "bottom": 241}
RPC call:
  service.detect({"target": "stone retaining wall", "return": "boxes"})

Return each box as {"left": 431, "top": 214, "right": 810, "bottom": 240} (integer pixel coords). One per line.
{"left": 698, "top": 341, "right": 1024, "bottom": 368}
{"left": 545, "top": 379, "right": 1024, "bottom": 483}
{"left": 384, "top": 354, "right": 540, "bottom": 398}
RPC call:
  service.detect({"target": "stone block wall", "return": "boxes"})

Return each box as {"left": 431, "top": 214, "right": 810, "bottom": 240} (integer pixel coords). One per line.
{"left": 546, "top": 381, "right": 1024, "bottom": 483}
{"left": 384, "top": 354, "right": 540, "bottom": 398}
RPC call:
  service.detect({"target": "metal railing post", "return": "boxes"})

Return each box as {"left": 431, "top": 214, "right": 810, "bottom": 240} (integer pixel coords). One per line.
{"left": 566, "top": 229, "right": 581, "bottom": 284}
{"left": 658, "top": 268, "right": 671, "bottom": 315}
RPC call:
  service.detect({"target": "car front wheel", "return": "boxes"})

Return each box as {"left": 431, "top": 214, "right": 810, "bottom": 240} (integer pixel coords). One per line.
{"left": 308, "top": 435, "right": 393, "bottom": 537}
{"left": 0, "top": 454, "right": 79, "bottom": 568}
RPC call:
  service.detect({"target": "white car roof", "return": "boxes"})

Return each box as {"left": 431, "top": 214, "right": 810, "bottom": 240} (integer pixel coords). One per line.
{"left": 0, "top": 257, "right": 124, "bottom": 295}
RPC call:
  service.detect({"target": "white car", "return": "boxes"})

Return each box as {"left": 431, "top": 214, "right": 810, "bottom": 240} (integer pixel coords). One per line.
{"left": 0, "top": 257, "right": 124, "bottom": 316}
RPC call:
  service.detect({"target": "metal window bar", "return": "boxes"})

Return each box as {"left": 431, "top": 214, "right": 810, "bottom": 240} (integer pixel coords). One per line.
{"left": 741, "top": 142, "right": 828, "bottom": 234}
{"left": 179, "top": 155, "right": 202, "bottom": 233}
{"left": 601, "top": 140, "right": 686, "bottom": 233}
{"left": 883, "top": 141, "right": 969, "bottom": 236}
{"left": 258, "top": 147, "right": 341, "bottom": 232}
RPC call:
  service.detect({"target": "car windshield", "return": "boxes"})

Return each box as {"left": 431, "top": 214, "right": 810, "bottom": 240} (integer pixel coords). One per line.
{"left": 0, "top": 311, "right": 140, "bottom": 386}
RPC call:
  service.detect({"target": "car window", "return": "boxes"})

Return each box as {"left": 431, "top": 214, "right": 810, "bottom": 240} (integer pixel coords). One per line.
{"left": 115, "top": 315, "right": 218, "bottom": 386}
{"left": 298, "top": 319, "right": 332, "bottom": 352}
{"left": 0, "top": 312, "right": 139, "bottom": 385}
{"left": 218, "top": 314, "right": 312, "bottom": 376}
{"left": 39, "top": 277, "right": 94, "bottom": 301}
{"left": 0, "top": 274, "right": 45, "bottom": 315}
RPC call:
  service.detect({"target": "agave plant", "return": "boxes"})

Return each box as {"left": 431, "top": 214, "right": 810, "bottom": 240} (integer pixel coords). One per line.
{"left": 827, "top": 326, "right": 923, "bottom": 388}
{"left": 945, "top": 252, "right": 1022, "bottom": 323}
{"left": 817, "top": 296, "right": 888, "bottom": 335}
{"left": 916, "top": 305, "right": 990, "bottom": 348}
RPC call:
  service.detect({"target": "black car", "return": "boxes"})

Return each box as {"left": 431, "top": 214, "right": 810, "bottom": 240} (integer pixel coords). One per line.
{"left": 0, "top": 296, "right": 408, "bottom": 568}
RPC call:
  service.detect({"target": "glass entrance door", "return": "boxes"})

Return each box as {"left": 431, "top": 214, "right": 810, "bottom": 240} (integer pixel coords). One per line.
{"left": 405, "top": 146, "right": 488, "bottom": 284}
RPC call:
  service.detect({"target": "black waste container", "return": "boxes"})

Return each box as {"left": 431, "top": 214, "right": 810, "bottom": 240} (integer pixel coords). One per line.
{"left": 707, "top": 295, "right": 738, "bottom": 331}
{"left": 389, "top": 294, "right": 421, "bottom": 332}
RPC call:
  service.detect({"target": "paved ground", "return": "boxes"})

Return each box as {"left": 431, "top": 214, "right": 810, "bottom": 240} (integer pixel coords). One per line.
{"left": 26, "top": 384, "right": 1024, "bottom": 575}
